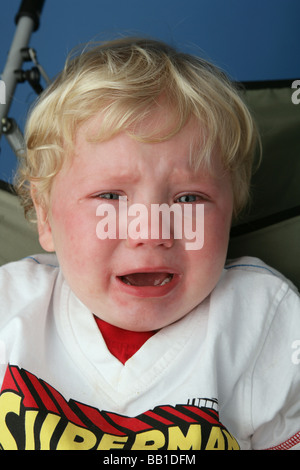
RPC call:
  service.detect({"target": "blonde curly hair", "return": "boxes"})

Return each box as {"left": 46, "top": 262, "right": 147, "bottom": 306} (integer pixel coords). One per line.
{"left": 15, "top": 37, "right": 259, "bottom": 222}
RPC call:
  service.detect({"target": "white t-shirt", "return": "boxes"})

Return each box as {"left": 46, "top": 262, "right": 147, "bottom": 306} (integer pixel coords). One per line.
{"left": 0, "top": 254, "right": 299, "bottom": 450}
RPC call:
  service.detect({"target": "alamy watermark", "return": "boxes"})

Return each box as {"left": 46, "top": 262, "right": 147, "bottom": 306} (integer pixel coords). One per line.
{"left": 291, "top": 340, "right": 300, "bottom": 365}
{"left": 291, "top": 80, "right": 300, "bottom": 105}
{"left": 96, "top": 197, "right": 204, "bottom": 250}
{"left": 0, "top": 80, "right": 5, "bottom": 104}
{"left": 0, "top": 340, "right": 6, "bottom": 365}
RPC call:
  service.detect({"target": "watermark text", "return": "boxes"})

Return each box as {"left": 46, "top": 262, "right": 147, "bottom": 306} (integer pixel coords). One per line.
{"left": 96, "top": 198, "right": 204, "bottom": 250}
{"left": 0, "top": 340, "right": 6, "bottom": 364}
{"left": 291, "top": 340, "right": 300, "bottom": 365}
{"left": 0, "top": 80, "right": 5, "bottom": 104}
{"left": 291, "top": 80, "right": 300, "bottom": 105}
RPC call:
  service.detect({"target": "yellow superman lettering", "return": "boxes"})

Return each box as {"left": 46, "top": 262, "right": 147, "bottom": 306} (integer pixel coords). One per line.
{"left": 205, "top": 426, "right": 225, "bottom": 450}
{"left": 97, "top": 433, "right": 128, "bottom": 450}
{"left": 168, "top": 424, "right": 201, "bottom": 450}
{"left": 131, "top": 429, "right": 165, "bottom": 450}
{"left": 56, "top": 422, "right": 97, "bottom": 450}
{"left": 39, "top": 413, "right": 61, "bottom": 450}
{"left": 24, "top": 410, "right": 39, "bottom": 449}
{"left": 223, "top": 429, "right": 240, "bottom": 449}
{"left": 0, "top": 392, "right": 21, "bottom": 450}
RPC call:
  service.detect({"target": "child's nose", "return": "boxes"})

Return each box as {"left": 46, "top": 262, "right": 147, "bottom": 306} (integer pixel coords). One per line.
{"left": 125, "top": 203, "right": 175, "bottom": 249}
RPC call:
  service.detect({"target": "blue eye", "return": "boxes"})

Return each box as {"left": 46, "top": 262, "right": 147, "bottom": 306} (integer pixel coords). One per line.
{"left": 98, "top": 193, "right": 120, "bottom": 200}
{"left": 176, "top": 194, "right": 198, "bottom": 203}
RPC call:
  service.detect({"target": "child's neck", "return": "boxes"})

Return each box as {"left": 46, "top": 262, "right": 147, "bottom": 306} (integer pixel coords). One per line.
{"left": 94, "top": 316, "right": 156, "bottom": 364}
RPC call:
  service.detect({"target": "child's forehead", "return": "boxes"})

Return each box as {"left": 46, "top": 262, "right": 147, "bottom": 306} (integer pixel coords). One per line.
{"left": 64, "top": 131, "right": 225, "bottom": 193}
{"left": 60, "top": 106, "right": 226, "bottom": 185}
{"left": 74, "top": 120, "right": 195, "bottom": 163}
{"left": 75, "top": 107, "right": 206, "bottom": 154}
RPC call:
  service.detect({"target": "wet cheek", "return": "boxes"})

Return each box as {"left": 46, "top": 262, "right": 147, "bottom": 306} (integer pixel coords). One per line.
{"left": 188, "top": 209, "right": 231, "bottom": 277}
{"left": 50, "top": 205, "right": 90, "bottom": 266}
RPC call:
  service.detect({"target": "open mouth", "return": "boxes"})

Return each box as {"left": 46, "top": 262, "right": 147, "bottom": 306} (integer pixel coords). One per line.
{"left": 116, "top": 270, "right": 180, "bottom": 298}
{"left": 119, "top": 272, "right": 174, "bottom": 287}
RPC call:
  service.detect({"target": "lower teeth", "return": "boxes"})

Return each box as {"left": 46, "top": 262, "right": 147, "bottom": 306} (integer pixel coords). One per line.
{"left": 122, "top": 274, "right": 173, "bottom": 286}
{"left": 155, "top": 275, "right": 172, "bottom": 286}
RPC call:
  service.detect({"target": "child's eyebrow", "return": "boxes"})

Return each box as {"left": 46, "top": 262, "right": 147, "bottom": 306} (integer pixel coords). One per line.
{"left": 94, "top": 165, "right": 217, "bottom": 185}
{"left": 86, "top": 170, "right": 142, "bottom": 186}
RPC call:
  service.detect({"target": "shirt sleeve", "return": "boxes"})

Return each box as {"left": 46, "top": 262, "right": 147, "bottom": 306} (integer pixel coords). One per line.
{"left": 250, "top": 282, "right": 300, "bottom": 450}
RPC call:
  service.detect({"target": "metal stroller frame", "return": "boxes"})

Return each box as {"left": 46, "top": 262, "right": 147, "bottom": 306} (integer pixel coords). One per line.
{"left": 0, "top": 0, "right": 49, "bottom": 158}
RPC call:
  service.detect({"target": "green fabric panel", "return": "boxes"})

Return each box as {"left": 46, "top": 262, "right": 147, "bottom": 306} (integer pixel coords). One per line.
{"left": 0, "top": 189, "right": 44, "bottom": 265}
{"left": 240, "top": 85, "right": 300, "bottom": 223}
{"left": 228, "top": 85, "right": 300, "bottom": 289}
{"left": 228, "top": 216, "right": 300, "bottom": 290}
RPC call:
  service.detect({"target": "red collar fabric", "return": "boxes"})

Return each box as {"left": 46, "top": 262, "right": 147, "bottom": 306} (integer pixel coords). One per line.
{"left": 94, "top": 317, "right": 156, "bottom": 364}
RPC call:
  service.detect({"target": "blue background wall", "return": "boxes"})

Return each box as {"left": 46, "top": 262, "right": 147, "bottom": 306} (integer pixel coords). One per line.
{"left": 1, "top": 0, "right": 300, "bottom": 182}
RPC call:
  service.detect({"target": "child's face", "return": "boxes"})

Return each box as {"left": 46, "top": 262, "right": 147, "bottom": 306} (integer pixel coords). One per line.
{"left": 35, "top": 110, "right": 233, "bottom": 331}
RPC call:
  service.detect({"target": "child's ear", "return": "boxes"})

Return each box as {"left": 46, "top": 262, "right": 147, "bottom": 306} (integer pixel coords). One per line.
{"left": 31, "top": 186, "right": 55, "bottom": 252}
